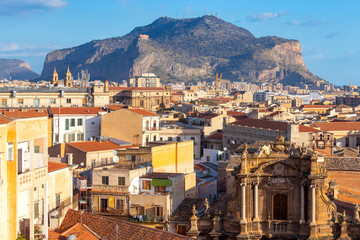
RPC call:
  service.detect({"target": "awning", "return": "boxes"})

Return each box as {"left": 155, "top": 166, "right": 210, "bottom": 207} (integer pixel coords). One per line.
{"left": 151, "top": 179, "right": 172, "bottom": 187}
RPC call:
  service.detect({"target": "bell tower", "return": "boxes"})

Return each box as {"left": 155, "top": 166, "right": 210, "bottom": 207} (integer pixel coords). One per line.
{"left": 52, "top": 67, "right": 59, "bottom": 86}
{"left": 65, "top": 66, "right": 73, "bottom": 87}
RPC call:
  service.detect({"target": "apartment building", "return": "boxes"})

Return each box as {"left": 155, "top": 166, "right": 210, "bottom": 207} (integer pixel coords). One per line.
{"left": 50, "top": 107, "right": 106, "bottom": 145}
{"left": 101, "top": 108, "right": 160, "bottom": 146}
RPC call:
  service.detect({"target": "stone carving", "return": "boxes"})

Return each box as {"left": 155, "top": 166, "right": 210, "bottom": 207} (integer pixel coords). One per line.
{"left": 273, "top": 163, "right": 286, "bottom": 175}
{"left": 258, "top": 144, "right": 272, "bottom": 158}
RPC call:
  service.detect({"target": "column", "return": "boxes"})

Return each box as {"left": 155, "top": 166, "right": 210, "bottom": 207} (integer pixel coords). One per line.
{"left": 241, "top": 183, "right": 247, "bottom": 223}
{"left": 300, "top": 184, "right": 305, "bottom": 224}
{"left": 310, "top": 185, "right": 316, "bottom": 225}
{"left": 253, "top": 183, "right": 259, "bottom": 221}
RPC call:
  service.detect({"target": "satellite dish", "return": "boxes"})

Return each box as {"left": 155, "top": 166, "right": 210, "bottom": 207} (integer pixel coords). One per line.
{"left": 113, "top": 156, "right": 119, "bottom": 163}
{"left": 113, "top": 150, "right": 118, "bottom": 156}
{"left": 80, "top": 162, "right": 84, "bottom": 167}
{"left": 336, "top": 142, "right": 343, "bottom": 148}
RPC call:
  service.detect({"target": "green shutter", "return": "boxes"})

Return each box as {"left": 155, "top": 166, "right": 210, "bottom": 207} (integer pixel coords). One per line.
{"left": 65, "top": 119, "right": 69, "bottom": 130}
{"left": 151, "top": 179, "right": 172, "bottom": 187}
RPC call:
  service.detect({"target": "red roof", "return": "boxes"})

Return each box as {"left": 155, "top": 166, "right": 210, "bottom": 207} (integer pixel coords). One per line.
{"left": 231, "top": 118, "right": 288, "bottom": 132}
{"left": 299, "top": 124, "right": 318, "bottom": 133}
{"left": 126, "top": 108, "right": 158, "bottom": 116}
{"left": 57, "top": 209, "right": 191, "bottom": 240}
{"left": 67, "top": 141, "right": 130, "bottom": 152}
{"left": 311, "top": 122, "right": 360, "bottom": 131}
{"left": 106, "top": 105, "right": 125, "bottom": 111}
{"left": 51, "top": 107, "right": 106, "bottom": 115}
{"left": 48, "top": 162, "right": 68, "bottom": 172}
{"left": 206, "top": 130, "right": 223, "bottom": 140}
{"left": 302, "top": 105, "right": 336, "bottom": 109}
{"left": 227, "top": 111, "right": 245, "bottom": 116}
{"left": 109, "top": 87, "right": 166, "bottom": 91}
{"left": 194, "top": 164, "right": 207, "bottom": 171}
{"left": 0, "top": 109, "right": 49, "bottom": 119}
{"left": 0, "top": 115, "right": 12, "bottom": 124}
{"left": 57, "top": 223, "right": 99, "bottom": 240}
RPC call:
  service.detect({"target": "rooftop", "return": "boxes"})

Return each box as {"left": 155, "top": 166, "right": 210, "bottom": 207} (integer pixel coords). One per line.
{"left": 205, "top": 130, "right": 222, "bottom": 140}
{"left": 126, "top": 108, "right": 158, "bottom": 116}
{"left": 231, "top": 118, "right": 288, "bottom": 132}
{"left": 67, "top": 141, "right": 132, "bottom": 152}
{"left": 48, "top": 162, "right": 69, "bottom": 173}
{"left": 311, "top": 121, "right": 360, "bottom": 131}
{"left": 55, "top": 209, "right": 191, "bottom": 240}
{"left": 109, "top": 87, "right": 166, "bottom": 91}
{"left": 51, "top": 107, "right": 106, "bottom": 115}
{"left": 0, "top": 109, "right": 49, "bottom": 119}
{"left": 140, "top": 172, "right": 183, "bottom": 179}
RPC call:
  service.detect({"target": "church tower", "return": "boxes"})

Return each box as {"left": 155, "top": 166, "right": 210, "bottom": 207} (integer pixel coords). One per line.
{"left": 65, "top": 66, "right": 73, "bottom": 87}
{"left": 52, "top": 67, "right": 59, "bottom": 86}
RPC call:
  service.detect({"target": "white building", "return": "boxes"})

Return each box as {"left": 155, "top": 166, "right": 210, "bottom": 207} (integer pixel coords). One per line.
{"left": 51, "top": 107, "right": 107, "bottom": 145}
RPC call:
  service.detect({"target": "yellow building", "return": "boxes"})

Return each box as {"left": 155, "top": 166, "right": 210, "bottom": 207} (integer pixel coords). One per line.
{"left": 0, "top": 115, "right": 49, "bottom": 240}
{"left": 151, "top": 141, "right": 197, "bottom": 198}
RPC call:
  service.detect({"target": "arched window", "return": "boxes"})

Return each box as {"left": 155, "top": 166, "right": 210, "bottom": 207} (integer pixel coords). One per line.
{"left": 146, "top": 120, "right": 149, "bottom": 130}
{"left": 273, "top": 194, "right": 288, "bottom": 220}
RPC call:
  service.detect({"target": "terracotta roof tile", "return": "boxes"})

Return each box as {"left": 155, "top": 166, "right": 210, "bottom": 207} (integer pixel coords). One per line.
{"left": 299, "top": 124, "right": 318, "bottom": 132}
{"left": 0, "top": 109, "right": 49, "bottom": 119}
{"left": 227, "top": 111, "right": 245, "bottom": 116}
{"left": 106, "top": 105, "right": 125, "bottom": 111}
{"left": 170, "top": 198, "right": 204, "bottom": 221}
{"left": 231, "top": 118, "right": 288, "bottom": 132}
{"left": 206, "top": 131, "right": 222, "bottom": 140}
{"left": 126, "top": 108, "right": 158, "bottom": 116}
{"left": 67, "top": 141, "right": 131, "bottom": 152}
{"left": 59, "top": 223, "right": 100, "bottom": 240}
{"left": 312, "top": 121, "right": 360, "bottom": 131}
{"left": 57, "top": 209, "right": 191, "bottom": 240}
{"left": 48, "top": 162, "right": 68, "bottom": 172}
{"left": 194, "top": 164, "right": 207, "bottom": 171}
{"left": 51, "top": 107, "right": 106, "bottom": 115}
{"left": 0, "top": 114, "right": 12, "bottom": 124}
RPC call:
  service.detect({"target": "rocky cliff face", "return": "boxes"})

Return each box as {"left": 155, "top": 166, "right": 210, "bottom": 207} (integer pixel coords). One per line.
{"left": 40, "top": 16, "right": 324, "bottom": 86}
{"left": 0, "top": 59, "right": 39, "bottom": 80}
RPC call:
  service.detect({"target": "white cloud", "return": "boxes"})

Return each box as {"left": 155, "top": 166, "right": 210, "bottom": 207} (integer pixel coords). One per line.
{"left": 247, "top": 11, "right": 288, "bottom": 22}
{"left": 287, "top": 19, "right": 328, "bottom": 27}
{"left": 0, "top": 42, "right": 21, "bottom": 51}
{"left": 0, "top": 0, "right": 68, "bottom": 16}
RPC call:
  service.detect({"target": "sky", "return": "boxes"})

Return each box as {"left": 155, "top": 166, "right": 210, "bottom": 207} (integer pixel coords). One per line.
{"left": 0, "top": 0, "right": 359, "bottom": 86}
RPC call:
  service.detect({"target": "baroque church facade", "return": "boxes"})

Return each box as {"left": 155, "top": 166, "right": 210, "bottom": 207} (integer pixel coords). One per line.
{"left": 180, "top": 138, "right": 360, "bottom": 239}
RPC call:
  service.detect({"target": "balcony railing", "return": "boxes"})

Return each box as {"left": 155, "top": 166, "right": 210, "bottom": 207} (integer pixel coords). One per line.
{"left": 92, "top": 184, "right": 128, "bottom": 193}
{"left": 129, "top": 215, "right": 163, "bottom": 223}
{"left": 143, "top": 127, "right": 160, "bottom": 131}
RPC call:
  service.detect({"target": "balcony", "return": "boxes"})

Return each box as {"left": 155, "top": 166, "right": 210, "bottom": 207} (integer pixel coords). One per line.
{"left": 143, "top": 127, "right": 160, "bottom": 132}
{"left": 129, "top": 215, "right": 163, "bottom": 223}
{"left": 92, "top": 184, "right": 128, "bottom": 193}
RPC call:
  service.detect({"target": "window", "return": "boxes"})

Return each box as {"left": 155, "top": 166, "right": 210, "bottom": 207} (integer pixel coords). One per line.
{"left": 155, "top": 206, "right": 163, "bottom": 217}
{"left": 345, "top": 138, "right": 350, "bottom": 147}
{"left": 55, "top": 134, "right": 59, "bottom": 143}
{"left": 1, "top": 99, "right": 7, "bottom": 106}
{"left": 102, "top": 176, "right": 109, "bottom": 185}
{"left": 142, "top": 180, "right": 151, "bottom": 190}
{"left": 206, "top": 156, "right": 210, "bottom": 162}
{"left": 56, "top": 194, "right": 61, "bottom": 208}
{"left": 70, "top": 118, "right": 75, "bottom": 127}
{"left": 55, "top": 119, "right": 59, "bottom": 127}
{"left": 77, "top": 133, "right": 84, "bottom": 141}
{"left": 176, "top": 137, "right": 181, "bottom": 142}
{"left": 65, "top": 119, "right": 69, "bottom": 130}
{"left": 70, "top": 133, "right": 75, "bottom": 142}
{"left": 77, "top": 119, "right": 83, "bottom": 126}
{"left": 140, "top": 100, "right": 144, "bottom": 107}
{"left": 153, "top": 135, "right": 157, "bottom": 141}
{"left": 91, "top": 159, "right": 96, "bottom": 168}
{"left": 7, "top": 143, "right": 13, "bottom": 161}
{"left": 118, "top": 177, "right": 125, "bottom": 186}
{"left": 116, "top": 199, "right": 124, "bottom": 210}
{"left": 50, "top": 99, "right": 56, "bottom": 104}
{"left": 91, "top": 122, "right": 95, "bottom": 125}
{"left": 168, "top": 137, "right": 173, "bottom": 141}
{"left": 18, "top": 99, "right": 24, "bottom": 104}
{"left": 34, "top": 202, "right": 39, "bottom": 219}
{"left": 155, "top": 186, "right": 166, "bottom": 193}
{"left": 34, "top": 99, "right": 39, "bottom": 107}
{"left": 273, "top": 194, "right": 287, "bottom": 220}
{"left": 66, "top": 99, "right": 71, "bottom": 104}
{"left": 357, "top": 137, "right": 360, "bottom": 147}
{"left": 34, "top": 146, "right": 40, "bottom": 153}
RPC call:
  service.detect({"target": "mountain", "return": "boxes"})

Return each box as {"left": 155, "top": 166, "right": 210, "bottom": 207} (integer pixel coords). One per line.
{"left": 40, "top": 15, "right": 325, "bottom": 86}
{"left": 0, "top": 59, "right": 39, "bottom": 80}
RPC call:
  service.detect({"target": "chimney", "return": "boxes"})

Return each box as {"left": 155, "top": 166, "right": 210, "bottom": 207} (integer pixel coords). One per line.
{"left": 104, "top": 79, "right": 109, "bottom": 93}
{"left": 67, "top": 153, "right": 73, "bottom": 165}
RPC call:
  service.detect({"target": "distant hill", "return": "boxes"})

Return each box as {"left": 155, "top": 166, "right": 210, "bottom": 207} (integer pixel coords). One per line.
{"left": 0, "top": 59, "right": 39, "bottom": 80}
{"left": 40, "top": 15, "right": 325, "bottom": 86}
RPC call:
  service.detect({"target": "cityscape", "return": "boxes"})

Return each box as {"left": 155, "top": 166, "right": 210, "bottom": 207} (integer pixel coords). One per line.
{"left": 1, "top": 1, "right": 360, "bottom": 240}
